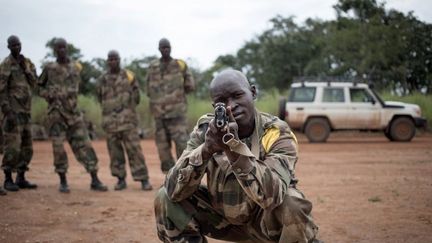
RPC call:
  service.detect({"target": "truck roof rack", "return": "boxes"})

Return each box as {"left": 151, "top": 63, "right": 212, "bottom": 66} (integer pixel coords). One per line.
{"left": 293, "top": 76, "right": 364, "bottom": 87}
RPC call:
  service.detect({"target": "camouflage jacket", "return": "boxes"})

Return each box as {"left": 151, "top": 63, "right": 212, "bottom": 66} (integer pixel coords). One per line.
{"left": 146, "top": 58, "right": 195, "bottom": 118}
{"left": 38, "top": 61, "right": 83, "bottom": 126}
{"left": 164, "top": 111, "right": 299, "bottom": 225}
{"left": 97, "top": 69, "right": 140, "bottom": 133}
{"left": 0, "top": 54, "right": 37, "bottom": 114}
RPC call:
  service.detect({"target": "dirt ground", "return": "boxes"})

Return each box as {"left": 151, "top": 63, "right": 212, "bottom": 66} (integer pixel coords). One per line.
{"left": 0, "top": 132, "right": 431, "bottom": 243}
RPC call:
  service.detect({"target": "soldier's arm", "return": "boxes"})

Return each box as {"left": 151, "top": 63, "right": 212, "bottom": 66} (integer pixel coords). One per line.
{"left": 230, "top": 127, "right": 298, "bottom": 210}
{"left": 183, "top": 63, "right": 195, "bottom": 94}
{"left": 131, "top": 76, "right": 140, "bottom": 105}
{"left": 164, "top": 117, "right": 209, "bottom": 202}
{"left": 37, "top": 66, "right": 52, "bottom": 100}
{"left": 23, "top": 59, "right": 38, "bottom": 88}
{"left": 95, "top": 76, "right": 103, "bottom": 104}
{"left": 0, "top": 62, "right": 12, "bottom": 113}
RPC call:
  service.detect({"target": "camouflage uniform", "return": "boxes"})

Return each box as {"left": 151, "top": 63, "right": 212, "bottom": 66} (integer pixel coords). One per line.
{"left": 38, "top": 61, "right": 98, "bottom": 173}
{"left": 155, "top": 111, "right": 319, "bottom": 242}
{"left": 0, "top": 110, "right": 3, "bottom": 154}
{"left": 97, "top": 69, "right": 149, "bottom": 181}
{"left": 0, "top": 55, "right": 36, "bottom": 172}
{"left": 146, "top": 58, "right": 195, "bottom": 172}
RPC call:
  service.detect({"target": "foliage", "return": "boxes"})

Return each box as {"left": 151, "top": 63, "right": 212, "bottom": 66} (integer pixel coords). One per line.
{"left": 31, "top": 91, "right": 431, "bottom": 138}
{"left": 206, "top": 0, "right": 432, "bottom": 94}
{"left": 31, "top": 97, "right": 48, "bottom": 126}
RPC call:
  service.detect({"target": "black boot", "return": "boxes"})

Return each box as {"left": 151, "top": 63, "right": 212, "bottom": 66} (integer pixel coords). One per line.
{"left": 0, "top": 186, "right": 6, "bottom": 196}
{"left": 16, "top": 171, "right": 37, "bottom": 189}
{"left": 58, "top": 172, "right": 70, "bottom": 193}
{"left": 3, "top": 170, "right": 19, "bottom": 191}
{"left": 90, "top": 171, "right": 108, "bottom": 191}
{"left": 114, "top": 177, "right": 127, "bottom": 191}
{"left": 141, "top": 179, "right": 153, "bottom": 191}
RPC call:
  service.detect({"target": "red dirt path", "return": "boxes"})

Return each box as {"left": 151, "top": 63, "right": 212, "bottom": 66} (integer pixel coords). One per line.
{"left": 1, "top": 132, "right": 431, "bottom": 243}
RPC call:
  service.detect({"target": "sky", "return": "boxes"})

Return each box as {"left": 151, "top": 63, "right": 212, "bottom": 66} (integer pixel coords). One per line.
{"left": 0, "top": 0, "right": 431, "bottom": 71}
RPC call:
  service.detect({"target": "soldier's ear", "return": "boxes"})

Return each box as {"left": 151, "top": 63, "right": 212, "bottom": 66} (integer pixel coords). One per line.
{"left": 251, "top": 85, "right": 257, "bottom": 100}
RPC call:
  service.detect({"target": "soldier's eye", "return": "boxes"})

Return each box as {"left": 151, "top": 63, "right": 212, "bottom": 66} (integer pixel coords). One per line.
{"left": 234, "top": 93, "right": 243, "bottom": 98}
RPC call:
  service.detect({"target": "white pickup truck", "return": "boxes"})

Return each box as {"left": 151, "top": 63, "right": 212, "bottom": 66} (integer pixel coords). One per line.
{"left": 278, "top": 81, "right": 427, "bottom": 142}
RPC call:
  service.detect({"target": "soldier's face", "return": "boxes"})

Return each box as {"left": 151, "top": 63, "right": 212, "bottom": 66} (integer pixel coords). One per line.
{"left": 210, "top": 78, "right": 256, "bottom": 131}
{"left": 159, "top": 43, "right": 171, "bottom": 58}
{"left": 8, "top": 39, "right": 21, "bottom": 57}
{"left": 55, "top": 42, "right": 67, "bottom": 59}
{"left": 107, "top": 54, "right": 120, "bottom": 71}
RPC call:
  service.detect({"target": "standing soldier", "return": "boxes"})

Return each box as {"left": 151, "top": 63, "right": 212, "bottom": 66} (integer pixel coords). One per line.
{"left": 97, "top": 50, "right": 152, "bottom": 191}
{"left": 0, "top": 105, "right": 5, "bottom": 196}
{"left": 0, "top": 35, "right": 37, "bottom": 192}
{"left": 146, "top": 38, "right": 195, "bottom": 173}
{"left": 38, "top": 38, "right": 107, "bottom": 193}
{"left": 0, "top": 110, "right": 3, "bottom": 155}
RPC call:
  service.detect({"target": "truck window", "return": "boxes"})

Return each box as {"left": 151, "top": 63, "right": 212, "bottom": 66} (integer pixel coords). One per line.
{"left": 350, "top": 88, "right": 374, "bottom": 103}
{"left": 288, "top": 87, "right": 316, "bottom": 102}
{"left": 323, "top": 87, "right": 345, "bottom": 102}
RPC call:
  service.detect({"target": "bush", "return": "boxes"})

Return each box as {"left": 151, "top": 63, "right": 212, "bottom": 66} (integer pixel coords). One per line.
{"left": 31, "top": 91, "right": 431, "bottom": 138}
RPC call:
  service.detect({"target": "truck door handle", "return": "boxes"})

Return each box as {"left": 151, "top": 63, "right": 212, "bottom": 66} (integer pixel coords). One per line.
{"left": 296, "top": 107, "right": 304, "bottom": 111}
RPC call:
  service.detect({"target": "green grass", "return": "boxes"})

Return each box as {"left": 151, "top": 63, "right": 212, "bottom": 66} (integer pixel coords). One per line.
{"left": 30, "top": 90, "right": 431, "bottom": 138}
{"left": 31, "top": 96, "right": 48, "bottom": 126}
{"left": 77, "top": 95, "right": 102, "bottom": 135}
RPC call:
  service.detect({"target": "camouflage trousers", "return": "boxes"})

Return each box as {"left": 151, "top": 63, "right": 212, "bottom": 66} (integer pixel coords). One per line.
{"left": 1, "top": 113, "right": 33, "bottom": 172}
{"left": 0, "top": 120, "right": 3, "bottom": 154}
{"left": 50, "top": 119, "right": 98, "bottom": 174}
{"left": 106, "top": 129, "right": 149, "bottom": 181}
{"left": 154, "top": 186, "right": 318, "bottom": 243}
{"left": 154, "top": 116, "right": 189, "bottom": 173}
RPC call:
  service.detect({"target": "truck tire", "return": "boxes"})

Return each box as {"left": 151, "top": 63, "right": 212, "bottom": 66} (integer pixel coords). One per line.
{"left": 389, "top": 117, "right": 415, "bottom": 142}
{"left": 305, "top": 118, "right": 330, "bottom": 143}
{"left": 278, "top": 98, "right": 287, "bottom": 121}
{"left": 384, "top": 130, "right": 394, "bottom": 141}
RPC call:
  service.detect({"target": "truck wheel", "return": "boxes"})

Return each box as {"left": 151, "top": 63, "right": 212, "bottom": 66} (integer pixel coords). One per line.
{"left": 305, "top": 118, "right": 330, "bottom": 143}
{"left": 278, "top": 98, "right": 287, "bottom": 121}
{"left": 384, "top": 130, "right": 394, "bottom": 141}
{"left": 389, "top": 117, "right": 415, "bottom": 142}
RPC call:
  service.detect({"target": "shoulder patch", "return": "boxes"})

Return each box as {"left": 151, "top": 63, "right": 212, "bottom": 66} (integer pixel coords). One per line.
{"left": 176, "top": 59, "right": 186, "bottom": 72}
{"left": 74, "top": 61, "right": 83, "bottom": 72}
{"left": 125, "top": 69, "right": 135, "bottom": 84}
{"left": 262, "top": 126, "right": 281, "bottom": 153}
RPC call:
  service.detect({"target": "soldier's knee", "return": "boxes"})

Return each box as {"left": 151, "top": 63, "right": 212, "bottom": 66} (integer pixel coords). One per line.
{"left": 154, "top": 187, "right": 170, "bottom": 216}
{"left": 155, "top": 187, "right": 170, "bottom": 205}
{"left": 282, "top": 188, "right": 313, "bottom": 224}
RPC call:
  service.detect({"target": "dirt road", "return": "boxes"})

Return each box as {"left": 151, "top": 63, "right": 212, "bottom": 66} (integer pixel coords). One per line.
{"left": 1, "top": 132, "right": 431, "bottom": 243}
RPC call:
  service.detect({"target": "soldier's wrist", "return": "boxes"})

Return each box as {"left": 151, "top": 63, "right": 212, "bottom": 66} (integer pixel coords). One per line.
{"left": 201, "top": 145, "right": 213, "bottom": 161}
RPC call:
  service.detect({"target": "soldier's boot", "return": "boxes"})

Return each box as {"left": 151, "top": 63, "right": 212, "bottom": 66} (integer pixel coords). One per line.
{"left": 0, "top": 186, "right": 6, "bottom": 196}
{"left": 3, "top": 170, "right": 19, "bottom": 191}
{"left": 141, "top": 179, "right": 153, "bottom": 191}
{"left": 114, "top": 177, "right": 127, "bottom": 191}
{"left": 58, "top": 172, "right": 70, "bottom": 193}
{"left": 90, "top": 171, "right": 108, "bottom": 192}
{"left": 16, "top": 171, "right": 38, "bottom": 189}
